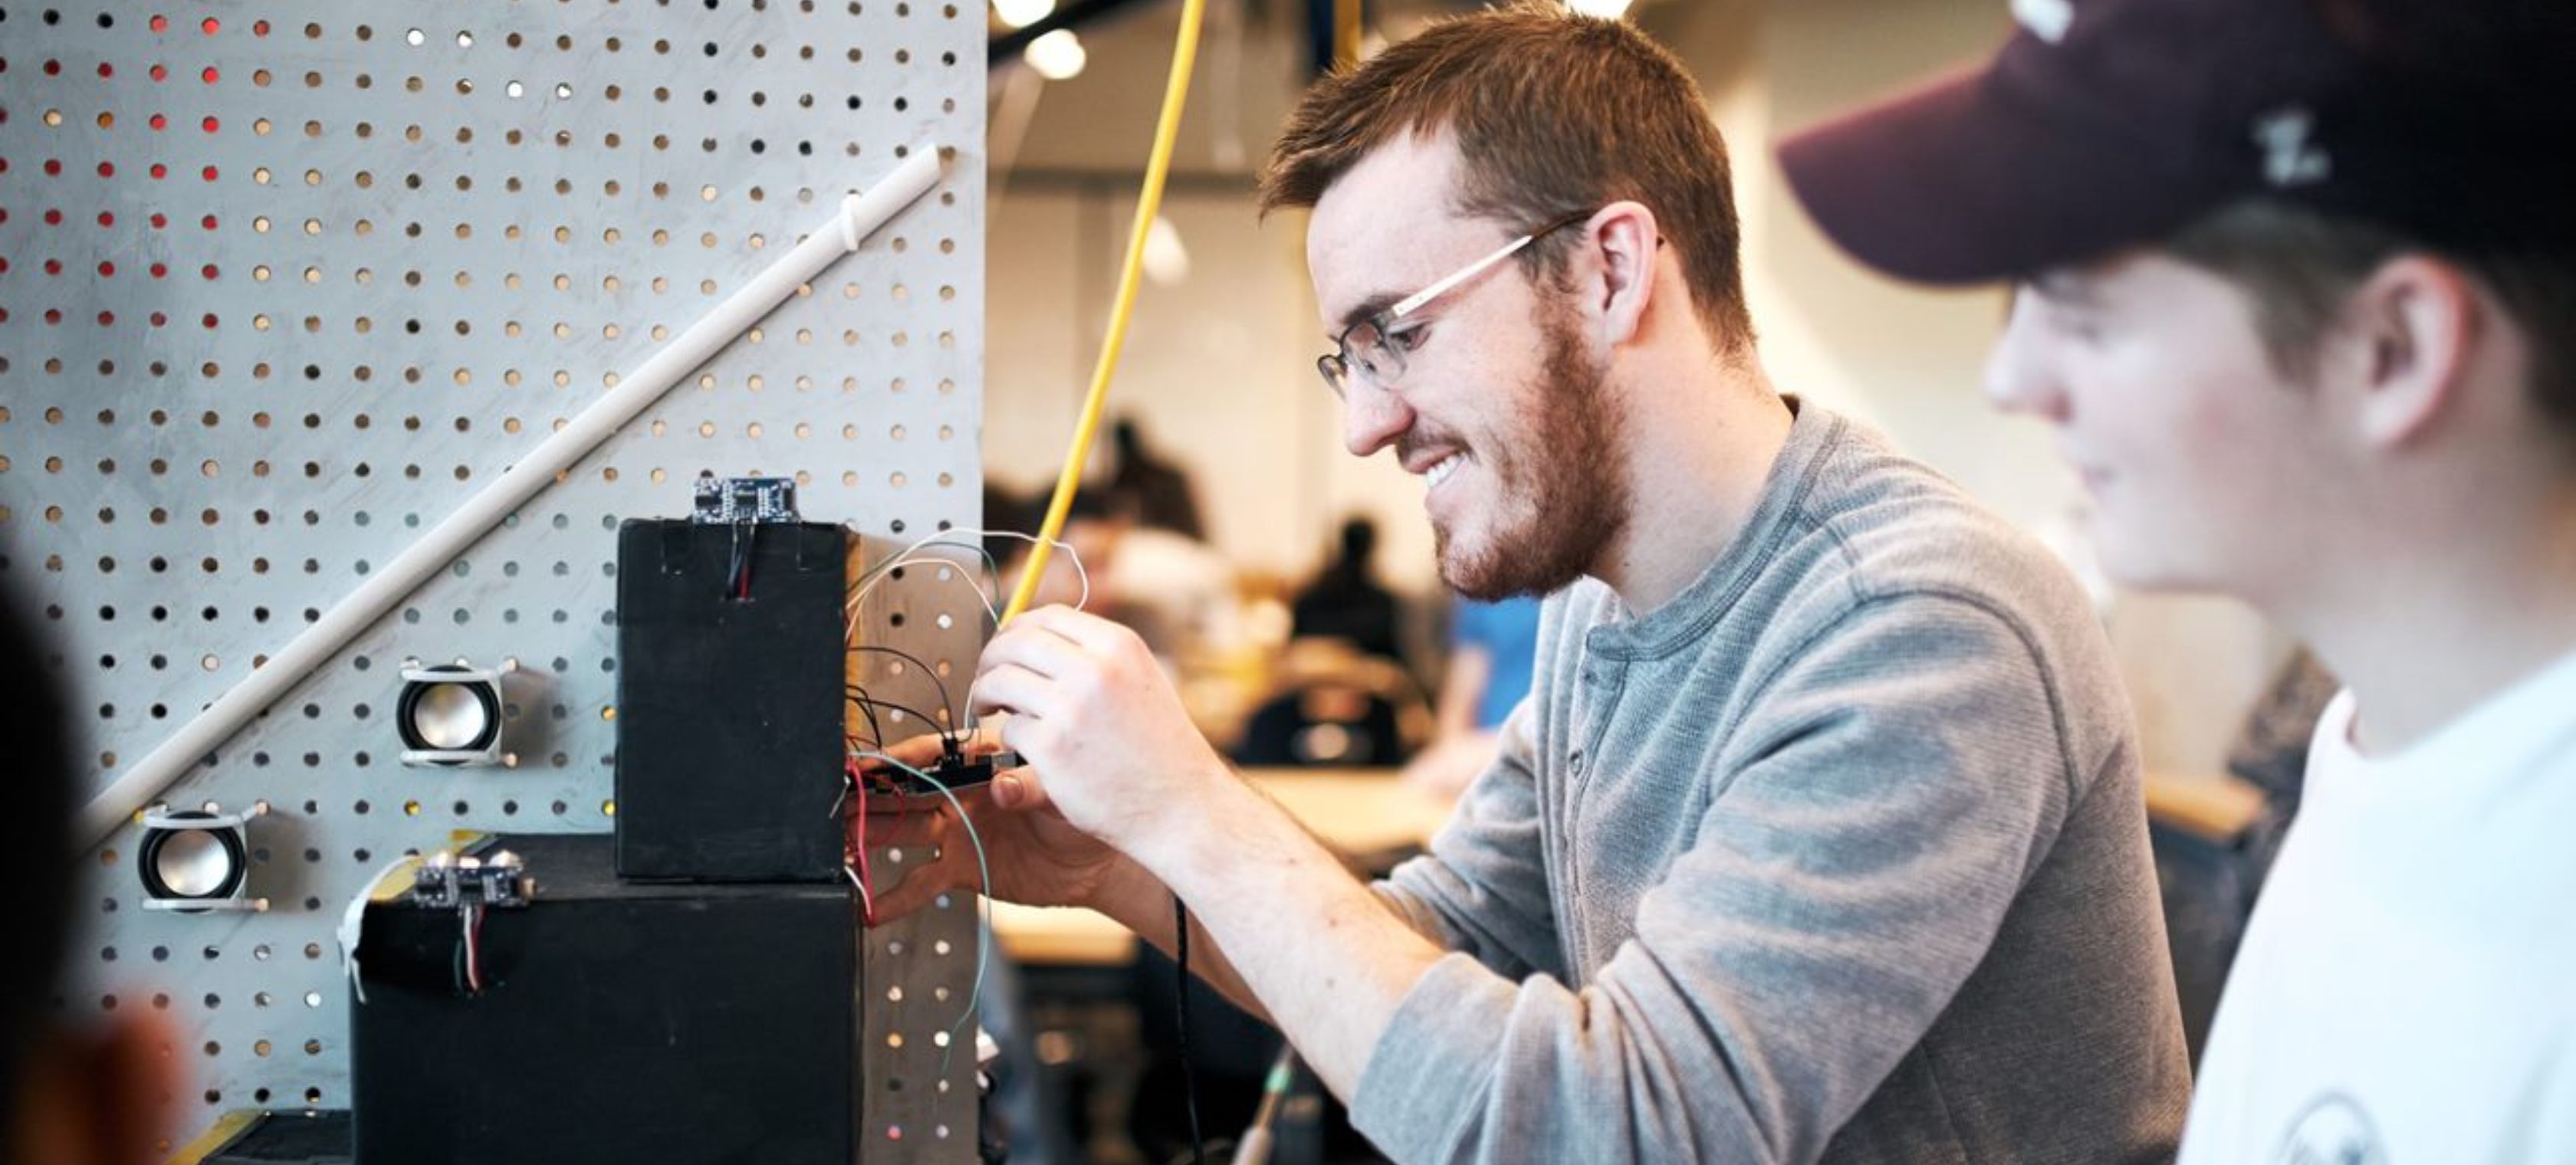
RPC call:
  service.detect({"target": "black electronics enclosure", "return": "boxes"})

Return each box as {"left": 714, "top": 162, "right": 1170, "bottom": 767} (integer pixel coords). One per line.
{"left": 614, "top": 519, "right": 846, "bottom": 881}
{"left": 349, "top": 835, "right": 858, "bottom": 1164}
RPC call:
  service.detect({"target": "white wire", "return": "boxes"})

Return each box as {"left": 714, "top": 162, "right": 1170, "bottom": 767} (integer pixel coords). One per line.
{"left": 339, "top": 855, "right": 419, "bottom": 1007}
{"left": 872, "top": 554, "right": 1002, "bottom": 627}
{"left": 846, "top": 527, "right": 1089, "bottom": 620}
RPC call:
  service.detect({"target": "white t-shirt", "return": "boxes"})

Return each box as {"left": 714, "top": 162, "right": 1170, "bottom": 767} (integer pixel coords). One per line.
{"left": 2179, "top": 650, "right": 2576, "bottom": 1165}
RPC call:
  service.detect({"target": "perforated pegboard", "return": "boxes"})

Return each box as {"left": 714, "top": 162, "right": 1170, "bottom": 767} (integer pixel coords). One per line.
{"left": 0, "top": 1, "right": 985, "bottom": 1158}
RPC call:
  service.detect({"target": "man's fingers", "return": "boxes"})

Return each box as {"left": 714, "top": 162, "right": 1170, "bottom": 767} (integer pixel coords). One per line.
{"left": 1013, "top": 604, "right": 1130, "bottom": 655}
{"left": 990, "top": 764, "right": 1050, "bottom": 812}
{"left": 977, "top": 623, "right": 1092, "bottom": 684}
{"left": 856, "top": 730, "right": 955, "bottom": 769}
{"left": 969, "top": 662, "right": 1053, "bottom": 720}
{"left": 859, "top": 802, "right": 948, "bottom": 846}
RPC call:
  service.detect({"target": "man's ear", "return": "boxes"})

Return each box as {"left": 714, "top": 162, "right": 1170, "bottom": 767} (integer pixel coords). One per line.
{"left": 10, "top": 1010, "right": 182, "bottom": 1165}
{"left": 1585, "top": 201, "right": 1661, "bottom": 349}
{"left": 2338, "top": 254, "right": 2481, "bottom": 451}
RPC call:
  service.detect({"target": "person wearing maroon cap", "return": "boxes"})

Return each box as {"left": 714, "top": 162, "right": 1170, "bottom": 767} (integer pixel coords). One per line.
{"left": 1782, "top": 0, "right": 2576, "bottom": 1161}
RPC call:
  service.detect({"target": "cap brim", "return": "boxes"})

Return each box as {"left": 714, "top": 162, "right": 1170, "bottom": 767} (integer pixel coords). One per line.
{"left": 1778, "top": 66, "right": 2225, "bottom": 286}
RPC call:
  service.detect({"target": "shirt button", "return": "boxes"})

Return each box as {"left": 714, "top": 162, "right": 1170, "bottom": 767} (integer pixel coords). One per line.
{"left": 1569, "top": 750, "right": 1586, "bottom": 775}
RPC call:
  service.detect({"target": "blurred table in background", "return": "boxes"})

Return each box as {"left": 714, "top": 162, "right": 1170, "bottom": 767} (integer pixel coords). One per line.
{"left": 991, "top": 768, "right": 1454, "bottom": 967}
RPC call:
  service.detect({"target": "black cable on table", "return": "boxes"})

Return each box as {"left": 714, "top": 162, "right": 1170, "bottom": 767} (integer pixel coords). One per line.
{"left": 1177, "top": 892, "right": 1204, "bottom": 1165}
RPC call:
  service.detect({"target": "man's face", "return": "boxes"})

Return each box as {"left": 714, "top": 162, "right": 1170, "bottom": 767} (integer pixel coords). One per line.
{"left": 1984, "top": 251, "right": 2341, "bottom": 596}
{"left": 1306, "top": 133, "right": 1628, "bottom": 599}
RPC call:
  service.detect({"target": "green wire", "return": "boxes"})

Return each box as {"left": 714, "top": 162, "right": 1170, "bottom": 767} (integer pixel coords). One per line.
{"left": 853, "top": 750, "right": 991, "bottom": 1081}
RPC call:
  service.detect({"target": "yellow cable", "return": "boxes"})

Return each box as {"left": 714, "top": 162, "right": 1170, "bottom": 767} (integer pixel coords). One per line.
{"left": 1335, "top": 0, "right": 1362, "bottom": 69}
{"left": 1000, "top": 0, "right": 1208, "bottom": 626}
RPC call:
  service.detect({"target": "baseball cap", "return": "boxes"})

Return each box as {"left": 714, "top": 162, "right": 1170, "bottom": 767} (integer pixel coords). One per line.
{"left": 1776, "top": 0, "right": 2576, "bottom": 285}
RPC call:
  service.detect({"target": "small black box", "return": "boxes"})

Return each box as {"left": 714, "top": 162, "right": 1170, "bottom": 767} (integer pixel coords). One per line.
{"left": 350, "top": 835, "right": 857, "bottom": 1164}
{"left": 614, "top": 519, "right": 846, "bottom": 881}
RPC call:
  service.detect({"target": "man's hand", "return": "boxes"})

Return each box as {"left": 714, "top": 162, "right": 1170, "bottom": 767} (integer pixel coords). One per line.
{"left": 853, "top": 721, "right": 1129, "bottom": 921}
{"left": 967, "top": 605, "right": 1234, "bottom": 864}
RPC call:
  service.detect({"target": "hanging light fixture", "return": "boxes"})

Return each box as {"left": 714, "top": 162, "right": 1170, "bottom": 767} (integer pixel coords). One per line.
{"left": 138, "top": 803, "right": 266, "bottom": 913}
{"left": 397, "top": 658, "right": 515, "bottom": 767}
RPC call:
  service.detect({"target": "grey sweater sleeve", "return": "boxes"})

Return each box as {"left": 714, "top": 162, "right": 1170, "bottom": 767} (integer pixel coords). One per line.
{"left": 1376, "top": 701, "right": 1565, "bottom": 981}
{"left": 1350, "top": 594, "right": 2081, "bottom": 1164}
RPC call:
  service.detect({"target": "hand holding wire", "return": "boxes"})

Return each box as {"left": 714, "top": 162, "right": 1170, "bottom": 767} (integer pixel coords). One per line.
{"left": 968, "top": 605, "right": 1234, "bottom": 862}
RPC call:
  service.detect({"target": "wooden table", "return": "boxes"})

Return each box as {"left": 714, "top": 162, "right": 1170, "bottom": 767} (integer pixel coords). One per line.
{"left": 988, "top": 768, "right": 1457, "bottom": 966}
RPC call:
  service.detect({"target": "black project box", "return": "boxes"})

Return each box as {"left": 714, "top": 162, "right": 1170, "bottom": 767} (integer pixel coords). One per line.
{"left": 349, "top": 834, "right": 859, "bottom": 1163}
{"left": 614, "top": 518, "right": 847, "bottom": 881}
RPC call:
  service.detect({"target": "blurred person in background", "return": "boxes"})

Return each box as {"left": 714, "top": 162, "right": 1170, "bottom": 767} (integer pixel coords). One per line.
{"left": 1106, "top": 415, "right": 1208, "bottom": 542}
{"left": 1400, "top": 594, "right": 1540, "bottom": 795}
{"left": 2, "top": 576, "right": 178, "bottom": 1165}
{"left": 1289, "top": 517, "right": 1406, "bottom": 663}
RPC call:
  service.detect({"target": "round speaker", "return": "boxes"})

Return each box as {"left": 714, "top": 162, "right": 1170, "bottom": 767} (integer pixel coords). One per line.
{"left": 398, "top": 668, "right": 502, "bottom": 757}
{"left": 138, "top": 812, "right": 248, "bottom": 904}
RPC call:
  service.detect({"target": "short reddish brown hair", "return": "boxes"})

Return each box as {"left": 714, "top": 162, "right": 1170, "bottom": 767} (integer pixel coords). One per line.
{"left": 1260, "top": 4, "right": 1755, "bottom": 353}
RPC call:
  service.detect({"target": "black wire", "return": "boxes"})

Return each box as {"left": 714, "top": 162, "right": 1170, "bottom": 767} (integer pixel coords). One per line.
{"left": 846, "top": 691, "right": 956, "bottom": 753}
{"left": 846, "top": 644, "right": 959, "bottom": 728}
{"left": 844, "top": 687, "right": 888, "bottom": 750}
{"left": 1176, "top": 893, "right": 1204, "bottom": 1165}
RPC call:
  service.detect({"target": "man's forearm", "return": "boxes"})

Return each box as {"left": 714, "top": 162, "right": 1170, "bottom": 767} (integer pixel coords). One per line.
{"left": 1085, "top": 849, "right": 1274, "bottom": 1023}
{"left": 1123, "top": 776, "right": 1447, "bottom": 1101}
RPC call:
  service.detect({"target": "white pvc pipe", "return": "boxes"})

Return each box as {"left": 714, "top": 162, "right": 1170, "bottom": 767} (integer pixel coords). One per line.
{"left": 80, "top": 146, "right": 947, "bottom": 845}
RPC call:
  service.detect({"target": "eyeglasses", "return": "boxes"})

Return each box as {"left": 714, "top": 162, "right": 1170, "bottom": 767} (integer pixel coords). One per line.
{"left": 1316, "top": 208, "right": 1595, "bottom": 400}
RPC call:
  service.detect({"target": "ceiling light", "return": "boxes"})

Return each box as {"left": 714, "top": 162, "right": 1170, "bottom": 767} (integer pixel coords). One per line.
{"left": 992, "top": 0, "right": 1054, "bottom": 29}
{"left": 1025, "top": 29, "right": 1086, "bottom": 81}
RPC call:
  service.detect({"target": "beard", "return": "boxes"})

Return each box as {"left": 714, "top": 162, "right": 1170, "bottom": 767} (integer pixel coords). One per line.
{"left": 1431, "top": 300, "right": 1630, "bottom": 600}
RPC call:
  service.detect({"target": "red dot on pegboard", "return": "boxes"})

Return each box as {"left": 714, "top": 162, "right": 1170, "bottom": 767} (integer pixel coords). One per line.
{"left": 150, "top": 14, "right": 169, "bottom": 33}
{"left": 96, "top": 162, "right": 116, "bottom": 178}
{"left": 97, "top": 211, "right": 115, "bottom": 227}
{"left": 254, "top": 19, "right": 271, "bottom": 36}
{"left": 150, "top": 262, "right": 169, "bottom": 278}
{"left": 44, "top": 60, "right": 62, "bottom": 77}
{"left": 149, "top": 163, "right": 168, "bottom": 180}
{"left": 200, "top": 264, "right": 219, "bottom": 280}
{"left": 150, "top": 113, "right": 168, "bottom": 131}
{"left": 200, "top": 165, "right": 219, "bottom": 182}
{"left": 201, "top": 313, "right": 219, "bottom": 329}
{"left": 43, "top": 259, "right": 63, "bottom": 275}
{"left": 202, "top": 16, "right": 221, "bottom": 34}
{"left": 150, "top": 213, "right": 168, "bottom": 229}
{"left": 43, "top": 159, "right": 62, "bottom": 176}
{"left": 97, "top": 62, "right": 114, "bottom": 78}
{"left": 200, "top": 215, "right": 219, "bottom": 230}
{"left": 98, "top": 310, "right": 116, "bottom": 326}
{"left": 151, "top": 64, "right": 168, "bottom": 82}
{"left": 98, "top": 261, "right": 117, "bottom": 277}
{"left": 44, "top": 309, "right": 62, "bottom": 326}
{"left": 200, "top": 66, "right": 219, "bottom": 84}
{"left": 202, "top": 115, "right": 220, "bottom": 133}
{"left": 150, "top": 311, "right": 169, "bottom": 327}
{"left": 43, "top": 208, "right": 62, "bottom": 225}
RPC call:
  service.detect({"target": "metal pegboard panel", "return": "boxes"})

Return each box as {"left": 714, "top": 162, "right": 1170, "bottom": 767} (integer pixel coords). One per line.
{"left": 0, "top": 0, "right": 985, "bottom": 1158}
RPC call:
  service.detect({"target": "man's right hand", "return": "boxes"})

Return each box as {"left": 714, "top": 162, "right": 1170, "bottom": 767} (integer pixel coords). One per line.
{"left": 853, "top": 721, "right": 1131, "bottom": 922}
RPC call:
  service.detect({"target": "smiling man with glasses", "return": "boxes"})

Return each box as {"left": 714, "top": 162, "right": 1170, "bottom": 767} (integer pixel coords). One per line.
{"left": 869, "top": 5, "right": 2188, "bottom": 1160}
